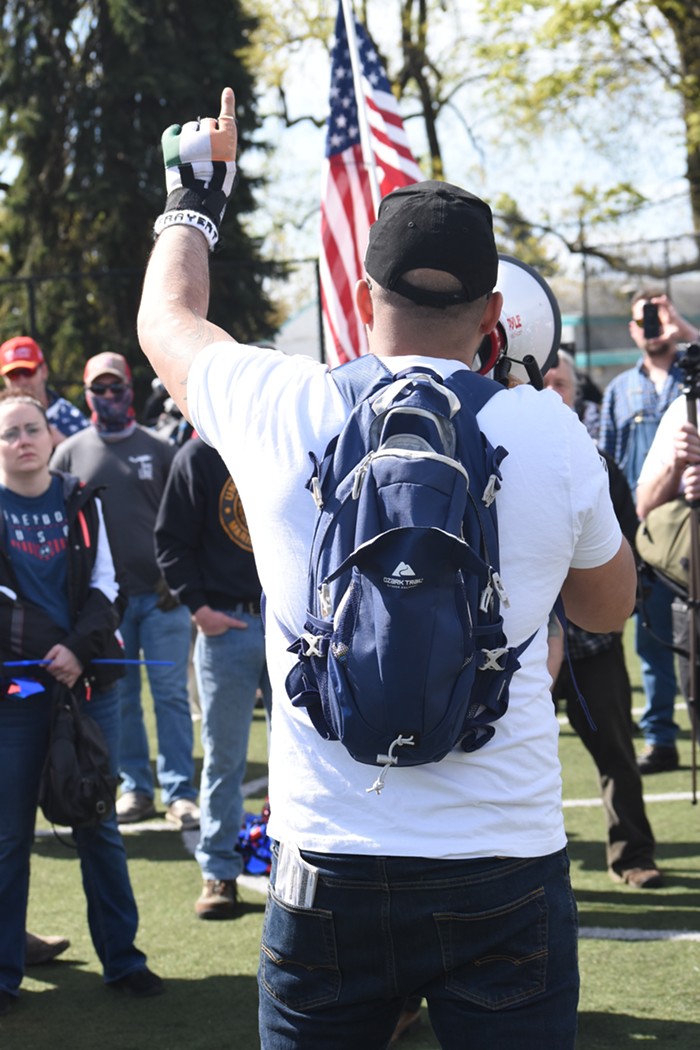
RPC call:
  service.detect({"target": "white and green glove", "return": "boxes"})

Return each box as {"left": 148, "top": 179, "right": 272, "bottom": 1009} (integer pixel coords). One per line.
{"left": 154, "top": 105, "right": 238, "bottom": 251}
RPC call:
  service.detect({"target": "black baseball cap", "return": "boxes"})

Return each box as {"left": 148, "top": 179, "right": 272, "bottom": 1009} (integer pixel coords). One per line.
{"left": 364, "top": 180, "right": 498, "bottom": 308}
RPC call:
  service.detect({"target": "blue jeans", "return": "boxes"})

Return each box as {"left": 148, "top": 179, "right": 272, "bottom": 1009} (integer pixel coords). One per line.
{"left": 258, "top": 846, "right": 579, "bottom": 1050}
{"left": 0, "top": 683, "right": 146, "bottom": 997}
{"left": 194, "top": 608, "right": 271, "bottom": 881}
{"left": 118, "top": 593, "right": 196, "bottom": 805}
{"left": 636, "top": 576, "right": 679, "bottom": 748}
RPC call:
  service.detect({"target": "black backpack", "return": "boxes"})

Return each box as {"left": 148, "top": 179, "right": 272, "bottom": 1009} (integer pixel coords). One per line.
{"left": 39, "top": 686, "right": 120, "bottom": 829}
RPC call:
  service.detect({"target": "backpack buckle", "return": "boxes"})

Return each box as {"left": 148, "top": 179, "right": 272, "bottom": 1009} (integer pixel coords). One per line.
{"left": 300, "top": 632, "right": 326, "bottom": 658}
{"left": 480, "top": 647, "right": 509, "bottom": 672}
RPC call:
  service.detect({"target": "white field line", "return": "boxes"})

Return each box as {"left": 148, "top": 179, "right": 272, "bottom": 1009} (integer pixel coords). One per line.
{"left": 563, "top": 791, "right": 694, "bottom": 808}
{"left": 579, "top": 927, "right": 700, "bottom": 942}
{"left": 35, "top": 763, "right": 700, "bottom": 940}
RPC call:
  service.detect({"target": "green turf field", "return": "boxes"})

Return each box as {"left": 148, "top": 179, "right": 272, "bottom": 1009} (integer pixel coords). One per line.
{"left": 4, "top": 622, "right": 700, "bottom": 1049}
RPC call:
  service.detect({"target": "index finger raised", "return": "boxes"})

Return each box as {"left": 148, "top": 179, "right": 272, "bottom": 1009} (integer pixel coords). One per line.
{"left": 219, "top": 86, "right": 236, "bottom": 123}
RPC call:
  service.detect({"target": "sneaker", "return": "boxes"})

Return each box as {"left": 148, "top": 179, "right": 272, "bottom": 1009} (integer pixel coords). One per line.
{"left": 195, "top": 879, "right": 238, "bottom": 920}
{"left": 610, "top": 866, "right": 664, "bottom": 889}
{"left": 108, "top": 966, "right": 165, "bottom": 998}
{"left": 165, "top": 798, "right": 200, "bottom": 831}
{"left": 116, "top": 791, "right": 157, "bottom": 824}
{"left": 25, "top": 931, "right": 70, "bottom": 966}
{"left": 637, "top": 745, "right": 679, "bottom": 775}
{"left": 0, "top": 991, "right": 17, "bottom": 1017}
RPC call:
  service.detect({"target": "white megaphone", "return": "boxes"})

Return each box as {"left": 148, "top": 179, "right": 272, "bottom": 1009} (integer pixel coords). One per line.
{"left": 475, "top": 254, "right": 561, "bottom": 388}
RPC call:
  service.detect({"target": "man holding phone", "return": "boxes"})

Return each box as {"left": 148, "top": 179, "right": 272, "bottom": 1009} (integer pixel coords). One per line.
{"left": 600, "top": 290, "right": 699, "bottom": 774}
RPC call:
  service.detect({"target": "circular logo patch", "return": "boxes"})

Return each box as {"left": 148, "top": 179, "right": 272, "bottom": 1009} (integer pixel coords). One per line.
{"left": 219, "top": 478, "right": 252, "bottom": 552}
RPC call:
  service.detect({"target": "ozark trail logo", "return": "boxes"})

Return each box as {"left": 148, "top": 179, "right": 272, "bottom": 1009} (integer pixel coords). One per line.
{"left": 383, "top": 561, "right": 423, "bottom": 589}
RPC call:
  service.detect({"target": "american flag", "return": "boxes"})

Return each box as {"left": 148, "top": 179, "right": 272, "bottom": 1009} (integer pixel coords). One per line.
{"left": 320, "top": 4, "right": 422, "bottom": 366}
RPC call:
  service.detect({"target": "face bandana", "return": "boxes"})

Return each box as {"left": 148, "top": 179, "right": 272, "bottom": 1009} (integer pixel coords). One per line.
{"left": 86, "top": 385, "right": 136, "bottom": 435}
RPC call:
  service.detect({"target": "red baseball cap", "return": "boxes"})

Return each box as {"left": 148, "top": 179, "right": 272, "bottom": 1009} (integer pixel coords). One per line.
{"left": 0, "top": 336, "right": 46, "bottom": 376}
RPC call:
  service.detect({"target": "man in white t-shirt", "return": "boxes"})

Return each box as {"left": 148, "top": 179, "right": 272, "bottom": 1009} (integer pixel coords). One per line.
{"left": 137, "top": 88, "right": 636, "bottom": 1050}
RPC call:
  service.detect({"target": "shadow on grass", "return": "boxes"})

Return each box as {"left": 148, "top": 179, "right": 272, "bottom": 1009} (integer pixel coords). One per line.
{"left": 577, "top": 1010, "right": 700, "bottom": 1048}
{"left": 31, "top": 828, "right": 195, "bottom": 864}
{"left": 2, "top": 967, "right": 260, "bottom": 1050}
{"left": 569, "top": 836, "right": 700, "bottom": 931}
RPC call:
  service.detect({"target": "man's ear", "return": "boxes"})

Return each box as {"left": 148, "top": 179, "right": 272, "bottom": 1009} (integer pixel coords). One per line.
{"left": 479, "top": 291, "right": 503, "bottom": 334}
{"left": 355, "top": 279, "right": 374, "bottom": 326}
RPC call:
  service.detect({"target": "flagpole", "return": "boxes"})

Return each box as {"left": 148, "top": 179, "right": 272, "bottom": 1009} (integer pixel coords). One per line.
{"left": 340, "top": 0, "right": 381, "bottom": 215}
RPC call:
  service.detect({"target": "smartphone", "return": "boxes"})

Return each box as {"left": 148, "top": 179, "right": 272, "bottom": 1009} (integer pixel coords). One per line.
{"left": 643, "top": 302, "right": 661, "bottom": 340}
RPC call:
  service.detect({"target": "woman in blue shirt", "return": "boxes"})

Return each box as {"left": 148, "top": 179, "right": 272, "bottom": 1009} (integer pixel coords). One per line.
{"left": 0, "top": 393, "right": 163, "bottom": 1017}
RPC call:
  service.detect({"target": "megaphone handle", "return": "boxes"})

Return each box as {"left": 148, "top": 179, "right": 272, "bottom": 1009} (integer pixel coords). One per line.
{"left": 522, "top": 354, "right": 544, "bottom": 390}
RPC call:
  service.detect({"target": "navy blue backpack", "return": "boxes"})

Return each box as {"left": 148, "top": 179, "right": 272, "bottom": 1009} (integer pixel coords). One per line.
{"left": 285, "top": 355, "right": 531, "bottom": 792}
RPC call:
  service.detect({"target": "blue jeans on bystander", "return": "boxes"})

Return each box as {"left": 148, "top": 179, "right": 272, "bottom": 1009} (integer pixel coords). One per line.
{"left": 0, "top": 682, "right": 147, "bottom": 998}
{"left": 118, "top": 592, "right": 196, "bottom": 805}
{"left": 194, "top": 608, "right": 271, "bottom": 881}
{"left": 636, "top": 576, "right": 679, "bottom": 749}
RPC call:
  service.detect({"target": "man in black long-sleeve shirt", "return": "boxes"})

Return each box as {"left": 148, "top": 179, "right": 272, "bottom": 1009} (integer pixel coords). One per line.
{"left": 155, "top": 436, "right": 270, "bottom": 919}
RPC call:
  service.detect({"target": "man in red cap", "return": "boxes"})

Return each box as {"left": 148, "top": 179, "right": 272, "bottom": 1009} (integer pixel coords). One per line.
{"left": 0, "top": 336, "right": 88, "bottom": 447}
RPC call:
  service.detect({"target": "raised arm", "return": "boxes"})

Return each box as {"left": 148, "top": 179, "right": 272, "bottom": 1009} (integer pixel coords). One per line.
{"left": 137, "top": 87, "right": 239, "bottom": 423}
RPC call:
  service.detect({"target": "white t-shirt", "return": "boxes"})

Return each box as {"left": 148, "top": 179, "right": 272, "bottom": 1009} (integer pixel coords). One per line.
{"left": 189, "top": 346, "right": 621, "bottom": 859}
{"left": 637, "top": 394, "right": 688, "bottom": 492}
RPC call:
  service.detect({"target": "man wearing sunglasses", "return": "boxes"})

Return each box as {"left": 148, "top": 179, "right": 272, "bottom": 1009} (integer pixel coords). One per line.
{"left": 51, "top": 352, "right": 199, "bottom": 830}
{"left": 0, "top": 335, "right": 88, "bottom": 447}
{"left": 600, "top": 291, "right": 699, "bottom": 776}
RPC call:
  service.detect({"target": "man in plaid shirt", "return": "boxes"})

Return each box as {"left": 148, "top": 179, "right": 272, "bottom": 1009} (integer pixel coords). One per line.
{"left": 600, "top": 291, "right": 698, "bottom": 775}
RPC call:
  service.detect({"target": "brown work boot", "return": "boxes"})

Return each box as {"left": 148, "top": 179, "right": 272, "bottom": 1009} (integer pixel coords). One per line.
{"left": 609, "top": 866, "right": 664, "bottom": 889}
{"left": 195, "top": 879, "right": 238, "bottom": 920}
{"left": 25, "top": 931, "right": 70, "bottom": 966}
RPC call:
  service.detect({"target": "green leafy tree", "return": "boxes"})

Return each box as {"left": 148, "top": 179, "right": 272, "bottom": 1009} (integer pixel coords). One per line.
{"left": 0, "top": 0, "right": 277, "bottom": 406}
{"left": 476, "top": 1, "right": 700, "bottom": 248}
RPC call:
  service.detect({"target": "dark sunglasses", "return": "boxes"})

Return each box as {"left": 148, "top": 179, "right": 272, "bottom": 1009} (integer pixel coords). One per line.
{"left": 6, "top": 367, "right": 36, "bottom": 379}
{"left": 88, "top": 381, "right": 126, "bottom": 396}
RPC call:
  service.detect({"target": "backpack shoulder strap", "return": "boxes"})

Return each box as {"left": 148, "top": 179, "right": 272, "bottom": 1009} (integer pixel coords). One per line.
{"left": 331, "top": 357, "right": 506, "bottom": 416}
{"left": 330, "top": 355, "right": 393, "bottom": 408}
{"left": 447, "top": 368, "right": 504, "bottom": 416}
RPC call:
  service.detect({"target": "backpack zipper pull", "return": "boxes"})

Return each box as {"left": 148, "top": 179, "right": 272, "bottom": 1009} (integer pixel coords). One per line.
{"left": 319, "top": 582, "right": 332, "bottom": 619}
{"left": 491, "top": 570, "right": 511, "bottom": 609}
{"left": 479, "top": 580, "right": 493, "bottom": 614}
{"left": 352, "top": 453, "right": 373, "bottom": 499}
{"left": 482, "top": 473, "right": 500, "bottom": 507}
{"left": 367, "top": 735, "right": 416, "bottom": 795}
{"left": 310, "top": 476, "right": 323, "bottom": 510}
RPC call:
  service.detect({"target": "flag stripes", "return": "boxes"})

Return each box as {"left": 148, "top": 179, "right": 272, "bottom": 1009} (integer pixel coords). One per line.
{"left": 320, "top": 5, "right": 422, "bottom": 366}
